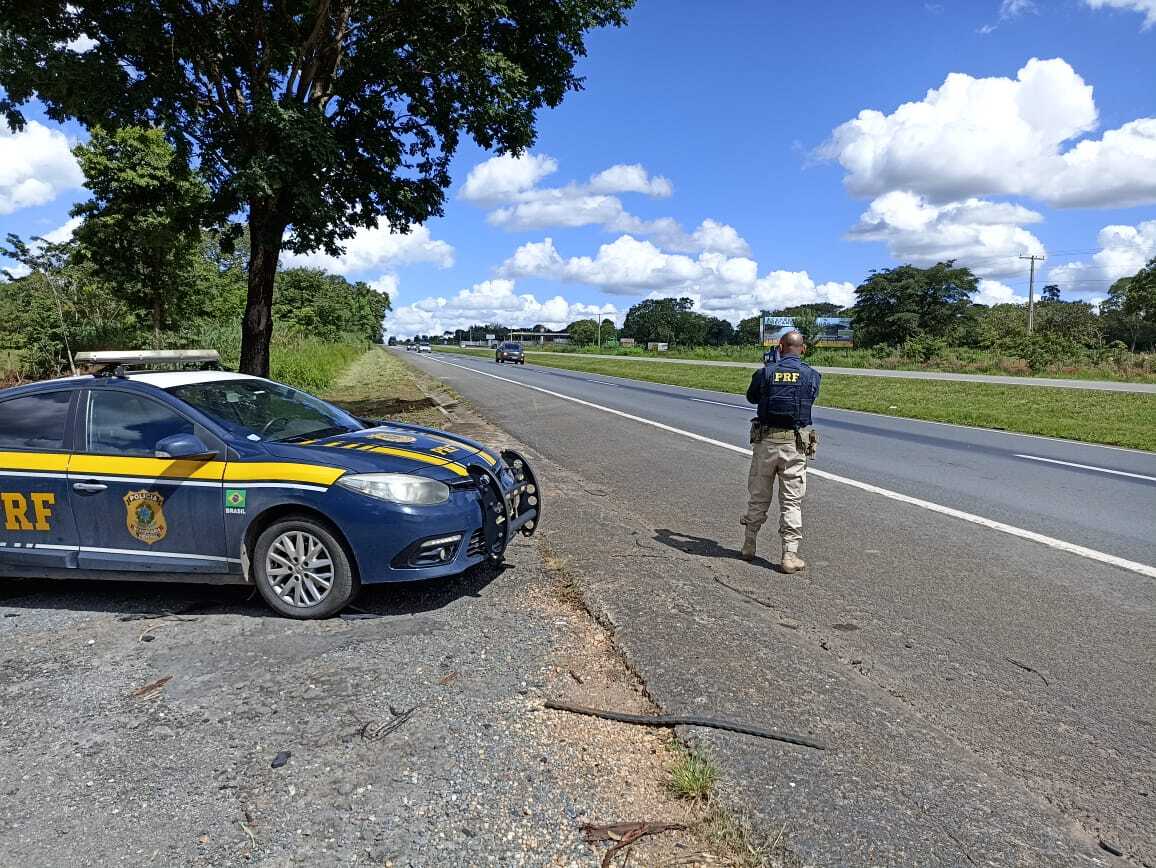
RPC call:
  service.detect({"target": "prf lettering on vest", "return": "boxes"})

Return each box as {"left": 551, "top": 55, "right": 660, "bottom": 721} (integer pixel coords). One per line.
{"left": 2, "top": 492, "right": 56, "bottom": 531}
{"left": 773, "top": 371, "right": 800, "bottom": 383}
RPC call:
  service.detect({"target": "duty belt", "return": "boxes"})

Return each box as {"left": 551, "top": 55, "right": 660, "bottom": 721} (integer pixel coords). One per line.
{"left": 749, "top": 421, "right": 799, "bottom": 443}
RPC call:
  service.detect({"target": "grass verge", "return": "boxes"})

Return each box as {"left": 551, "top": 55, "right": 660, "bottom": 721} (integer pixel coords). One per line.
{"left": 322, "top": 346, "right": 446, "bottom": 427}
{"left": 435, "top": 347, "right": 1156, "bottom": 451}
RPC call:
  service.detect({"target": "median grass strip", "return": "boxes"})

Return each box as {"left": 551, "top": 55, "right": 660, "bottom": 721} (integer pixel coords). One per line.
{"left": 441, "top": 341, "right": 1156, "bottom": 383}
{"left": 435, "top": 347, "right": 1156, "bottom": 451}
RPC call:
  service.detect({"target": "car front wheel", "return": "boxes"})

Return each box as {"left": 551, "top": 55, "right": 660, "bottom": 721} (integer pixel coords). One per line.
{"left": 253, "top": 517, "right": 358, "bottom": 618}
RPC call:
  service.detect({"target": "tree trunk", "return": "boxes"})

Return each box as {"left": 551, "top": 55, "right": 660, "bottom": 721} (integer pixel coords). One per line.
{"left": 240, "top": 203, "right": 287, "bottom": 376}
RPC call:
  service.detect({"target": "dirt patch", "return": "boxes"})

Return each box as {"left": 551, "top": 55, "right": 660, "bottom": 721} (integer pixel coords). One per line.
{"left": 330, "top": 396, "right": 439, "bottom": 418}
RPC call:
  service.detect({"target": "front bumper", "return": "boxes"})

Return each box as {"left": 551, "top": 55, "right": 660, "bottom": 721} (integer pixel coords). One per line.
{"left": 348, "top": 450, "right": 540, "bottom": 584}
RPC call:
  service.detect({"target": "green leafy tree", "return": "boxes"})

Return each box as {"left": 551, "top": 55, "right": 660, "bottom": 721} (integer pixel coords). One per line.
{"left": 274, "top": 267, "right": 390, "bottom": 343}
{"left": 622, "top": 297, "right": 695, "bottom": 344}
{"left": 1, "top": 236, "right": 136, "bottom": 376}
{"left": 674, "top": 310, "right": 708, "bottom": 345}
{"left": 1036, "top": 298, "right": 1103, "bottom": 347}
{"left": 598, "top": 318, "right": 618, "bottom": 344}
{"left": 567, "top": 318, "right": 598, "bottom": 345}
{"left": 70, "top": 126, "right": 210, "bottom": 342}
{"left": 736, "top": 315, "right": 762, "bottom": 345}
{"left": 1040, "top": 284, "right": 1061, "bottom": 302}
{"left": 1102, "top": 259, "right": 1156, "bottom": 352}
{"left": 0, "top": 1, "right": 634, "bottom": 375}
{"left": 703, "top": 316, "right": 734, "bottom": 346}
{"left": 789, "top": 307, "right": 821, "bottom": 346}
{"left": 851, "top": 261, "right": 979, "bottom": 347}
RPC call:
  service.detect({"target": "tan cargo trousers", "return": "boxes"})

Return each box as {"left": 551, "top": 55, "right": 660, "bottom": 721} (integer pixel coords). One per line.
{"left": 741, "top": 429, "right": 807, "bottom": 553}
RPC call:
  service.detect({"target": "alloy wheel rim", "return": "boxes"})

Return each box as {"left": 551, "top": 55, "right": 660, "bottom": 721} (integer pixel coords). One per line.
{"left": 266, "top": 530, "right": 335, "bottom": 608}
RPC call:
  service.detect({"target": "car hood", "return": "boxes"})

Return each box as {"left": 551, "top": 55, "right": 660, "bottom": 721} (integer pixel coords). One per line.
{"left": 260, "top": 423, "right": 503, "bottom": 483}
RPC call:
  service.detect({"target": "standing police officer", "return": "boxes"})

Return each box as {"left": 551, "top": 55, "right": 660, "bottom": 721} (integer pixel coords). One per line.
{"left": 740, "top": 330, "right": 820, "bottom": 572}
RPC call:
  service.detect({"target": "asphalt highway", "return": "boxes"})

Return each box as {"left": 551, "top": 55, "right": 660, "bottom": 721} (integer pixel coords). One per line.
{"left": 427, "top": 350, "right": 1156, "bottom": 566}
{"left": 405, "top": 348, "right": 1156, "bottom": 865}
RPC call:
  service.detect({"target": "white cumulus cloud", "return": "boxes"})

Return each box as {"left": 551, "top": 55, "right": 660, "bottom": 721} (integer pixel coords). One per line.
{"left": 458, "top": 153, "right": 559, "bottom": 204}
{"left": 847, "top": 191, "right": 1045, "bottom": 278}
{"left": 42, "top": 216, "right": 83, "bottom": 245}
{"left": 587, "top": 163, "right": 673, "bottom": 197}
{"left": 0, "top": 121, "right": 85, "bottom": 215}
{"left": 498, "top": 235, "right": 853, "bottom": 324}
{"left": 385, "top": 278, "right": 618, "bottom": 338}
{"left": 281, "top": 223, "right": 454, "bottom": 275}
{"left": 461, "top": 152, "right": 745, "bottom": 256}
{"left": 1084, "top": 0, "right": 1156, "bottom": 28}
{"left": 820, "top": 57, "right": 1156, "bottom": 209}
{"left": 1048, "top": 220, "right": 1156, "bottom": 291}
{"left": 975, "top": 278, "right": 1027, "bottom": 306}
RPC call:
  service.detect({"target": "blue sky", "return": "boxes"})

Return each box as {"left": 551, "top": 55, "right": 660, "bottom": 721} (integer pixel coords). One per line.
{"left": 2, "top": 0, "right": 1154, "bottom": 338}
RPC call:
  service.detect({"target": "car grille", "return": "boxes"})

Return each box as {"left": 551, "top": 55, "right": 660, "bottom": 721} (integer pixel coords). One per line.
{"left": 467, "top": 529, "right": 487, "bottom": 557}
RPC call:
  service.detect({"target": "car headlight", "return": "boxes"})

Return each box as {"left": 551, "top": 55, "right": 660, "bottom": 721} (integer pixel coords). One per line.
{"left": 336, "top": 473, "right": 450, "bottom": 505}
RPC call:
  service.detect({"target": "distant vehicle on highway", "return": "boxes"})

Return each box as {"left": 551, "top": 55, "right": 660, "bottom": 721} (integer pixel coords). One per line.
{"left": 0, "top": 350, "right": 540, "bottom": 619}
{"left": 417, "top": 343, "right": 432, "bottom": 354}
{"left": 495, "top": 341, "right": 525, "bottom": 365}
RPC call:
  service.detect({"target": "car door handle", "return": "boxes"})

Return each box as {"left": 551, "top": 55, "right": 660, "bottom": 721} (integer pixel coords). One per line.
{"left": 72, "top": 481, "right": 108, "bottom": 494}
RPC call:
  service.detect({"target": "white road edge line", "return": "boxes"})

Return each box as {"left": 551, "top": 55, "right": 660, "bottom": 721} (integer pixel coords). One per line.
{"left": 430, "top": 354, "right": 1156, "bottom": 580}
{"left": 1014, "top": 454, "right": 1156, "bottom": 482}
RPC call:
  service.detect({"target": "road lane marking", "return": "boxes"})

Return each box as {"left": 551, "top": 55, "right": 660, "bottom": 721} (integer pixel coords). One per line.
{"left": 429, "top": 354, "right": 1156, "bottom": 580}
{"left": 691, "top": 397, "right": 747, "bottom": 409}
{"left": 1014, "top": 454, "right": 1156, "bottom": 482}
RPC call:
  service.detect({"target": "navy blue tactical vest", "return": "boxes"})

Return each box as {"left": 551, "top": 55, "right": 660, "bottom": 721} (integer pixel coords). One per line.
{"left": 751, "top": 355, "right": 821, "bottom": 429}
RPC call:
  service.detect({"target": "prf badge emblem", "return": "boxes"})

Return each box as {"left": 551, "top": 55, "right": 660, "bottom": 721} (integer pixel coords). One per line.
{"left": 366, "top": 432, "right": 417, "bottom": 444}
{"left": 124, "top": 490, "right": 167, "bottom": 545}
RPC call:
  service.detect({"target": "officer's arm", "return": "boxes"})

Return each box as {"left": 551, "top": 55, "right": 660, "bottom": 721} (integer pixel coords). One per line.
{"left": 811, "top": 370, "right": 821, "bottom": 400}
{"left": 746, "top": 370, "right": 762, "bottom": 404}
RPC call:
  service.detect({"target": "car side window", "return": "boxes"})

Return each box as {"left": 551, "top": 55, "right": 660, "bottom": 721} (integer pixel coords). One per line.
{"left": 0, "top": 391, "right": 71, "bottom": 450}
{"left": 87, "top": 391, "right": 194, "bottom": 456}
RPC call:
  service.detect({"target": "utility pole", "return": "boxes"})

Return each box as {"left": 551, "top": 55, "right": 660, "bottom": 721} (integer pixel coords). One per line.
{"left": 1019, "top": 254, "right": 1045, "bottom": 334}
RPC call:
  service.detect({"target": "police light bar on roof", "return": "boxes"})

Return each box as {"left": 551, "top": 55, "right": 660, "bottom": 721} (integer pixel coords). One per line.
{"left": 74, "top": 349, "right": 221, "bottom": 367}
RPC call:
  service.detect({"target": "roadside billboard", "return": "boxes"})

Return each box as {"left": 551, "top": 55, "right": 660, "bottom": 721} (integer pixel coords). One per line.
{"left": 761, "top": 315, "right": 853, "bottom": 347}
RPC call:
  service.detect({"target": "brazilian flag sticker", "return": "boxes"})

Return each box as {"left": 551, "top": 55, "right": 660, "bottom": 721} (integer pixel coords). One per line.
{"left": 224, "top": 489, "right": 247, "bottom": 515}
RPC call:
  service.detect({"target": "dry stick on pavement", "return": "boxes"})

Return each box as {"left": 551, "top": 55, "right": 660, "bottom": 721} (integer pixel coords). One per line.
{"left": 1005, "top": 656, "right": 1050, "bottom": 687}
{"left": 582, "top": 822, "right": 688, "bottom": 868}
{"left": 359, "top": 704, "right": 420, "bottom": 741}
{"left": 544, "top": 700, "right": 827, "bottom": 750}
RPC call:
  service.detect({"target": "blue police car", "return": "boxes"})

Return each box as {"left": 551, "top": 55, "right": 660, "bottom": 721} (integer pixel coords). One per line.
{"left": 0, "top": 350, "right": 539, "bottom": 618}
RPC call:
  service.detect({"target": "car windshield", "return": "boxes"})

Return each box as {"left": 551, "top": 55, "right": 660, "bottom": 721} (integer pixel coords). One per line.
{"left": 167, "top": 379, "right": 363, "bottom": 442}
{"left": 503, "top": 343, "right": 522, "bottom": 350}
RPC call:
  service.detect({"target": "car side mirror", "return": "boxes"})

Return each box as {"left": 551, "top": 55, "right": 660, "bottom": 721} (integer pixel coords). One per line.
{"left": 156, "top": 432, "right": 217, "bottom": 461}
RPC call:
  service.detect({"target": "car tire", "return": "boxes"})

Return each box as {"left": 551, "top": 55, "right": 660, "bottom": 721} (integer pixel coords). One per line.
{"left": 253, "top": 516, "right": 358, "bottom": 619}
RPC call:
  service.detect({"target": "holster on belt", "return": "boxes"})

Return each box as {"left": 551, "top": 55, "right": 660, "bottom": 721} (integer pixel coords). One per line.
{"left": 749, "top": 419, "right": 765, "bottom": 444}
{"left": 795, "top": 426, "right": 819, "bottom": 459}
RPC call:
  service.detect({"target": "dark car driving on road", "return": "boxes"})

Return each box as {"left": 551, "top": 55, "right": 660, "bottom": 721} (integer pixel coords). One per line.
{"left": 495, "top": 342, "right": 525, "bottom": 365}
